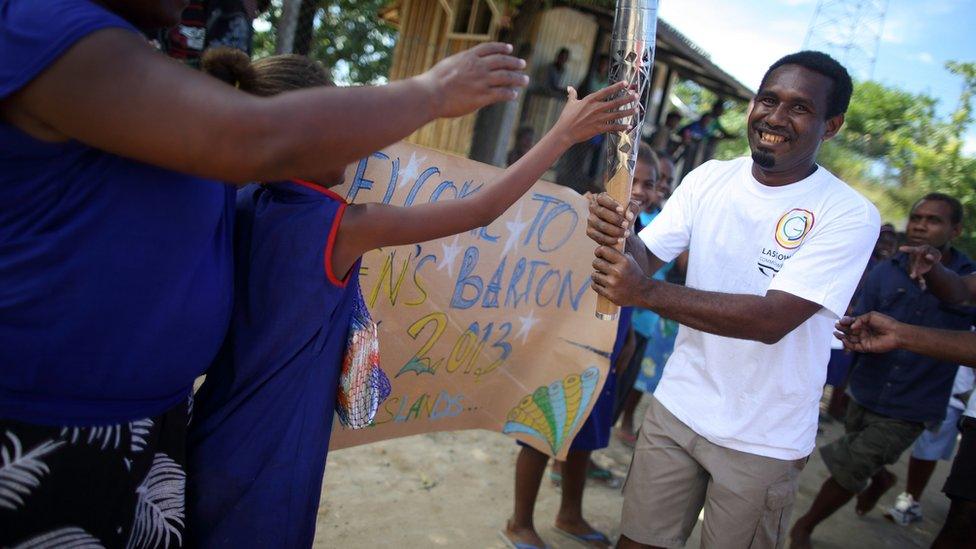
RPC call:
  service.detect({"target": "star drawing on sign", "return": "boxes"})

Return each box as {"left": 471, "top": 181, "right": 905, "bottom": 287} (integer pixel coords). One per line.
{"left": 398, "top": 151, "right": 426, "bottom": 188}
{"left": 438, "top": 235, "right": 462, "bottom": 278}
{"left": 502, "top": 204, "right": 529, "bottom": 258}
{"left": 516, "top": 308, "right": 540, "bottom": 344}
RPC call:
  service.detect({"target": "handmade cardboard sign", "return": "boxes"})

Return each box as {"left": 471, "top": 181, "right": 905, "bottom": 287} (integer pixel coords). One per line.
{"left": 329, "top": 142, "right": 617, "bottom": 459}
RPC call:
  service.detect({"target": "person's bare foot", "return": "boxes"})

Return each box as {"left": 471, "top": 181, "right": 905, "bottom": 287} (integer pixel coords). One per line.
{"left": 856, "top": 470, "right": 897, "bottom": 516}
{"left": 788, "top": 521, "right": 813, "bottom": 549}
{"left": 504, "top": 519, "right": 547, "bottom": 548}
{"left": 553, "top": 517, "right": 611, "bottom": 548}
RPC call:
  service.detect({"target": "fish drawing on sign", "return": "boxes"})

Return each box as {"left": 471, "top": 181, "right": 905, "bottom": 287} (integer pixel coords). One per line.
{"left": 502, "top": 367, "right": 601, "bottom": 454}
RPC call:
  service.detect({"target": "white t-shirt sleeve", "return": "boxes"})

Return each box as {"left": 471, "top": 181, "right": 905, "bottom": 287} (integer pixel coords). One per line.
{"left": 638, "top": 164, "right": 702, "bottom": 262}
{"left": 767, "top": 198, "right": 880, "bottom": 318}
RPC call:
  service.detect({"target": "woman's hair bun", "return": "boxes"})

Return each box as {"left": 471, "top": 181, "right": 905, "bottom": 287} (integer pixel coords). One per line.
{"left": 201, "top": 47, "right": 257, "bottom": 92}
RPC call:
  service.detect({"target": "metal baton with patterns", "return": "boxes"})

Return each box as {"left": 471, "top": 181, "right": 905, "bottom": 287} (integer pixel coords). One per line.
{"left": 595, "top": 0, "right": 659, "bottom": 321}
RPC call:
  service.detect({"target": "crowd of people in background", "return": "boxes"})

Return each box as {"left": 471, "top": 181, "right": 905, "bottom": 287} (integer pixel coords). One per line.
{"left": 791, "top": 192, "right": 974, "bottom": 548}
{"left": 513, "top": 45, "right": 735, "bottom": 198}
{"left": 2, "top": 3, "right": 974, "bottom": 549}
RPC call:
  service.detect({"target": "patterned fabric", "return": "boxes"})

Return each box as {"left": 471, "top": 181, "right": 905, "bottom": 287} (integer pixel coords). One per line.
{"left": 632, "top": 313, "right": 679, "bottom": 394}
{"left": 632, "top": 209, "right": 679, "bottom": 394}
{"left": 336, "top": 287, "right": 391, "bottom": 429}
{"left": 0, "top": 398, "right": 190, "bottom": 548}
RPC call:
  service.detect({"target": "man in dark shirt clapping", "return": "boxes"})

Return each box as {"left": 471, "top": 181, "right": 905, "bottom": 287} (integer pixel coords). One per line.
{"left": 792, "top": 192, "right": 975, "bottom": 548}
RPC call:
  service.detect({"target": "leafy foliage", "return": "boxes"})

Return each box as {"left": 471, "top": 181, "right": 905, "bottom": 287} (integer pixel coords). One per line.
{"left": 254, "top": 0, "right": 396, "bottom": 85}
{"left": 837, "top": 62, "right": 976, "bottom": 255}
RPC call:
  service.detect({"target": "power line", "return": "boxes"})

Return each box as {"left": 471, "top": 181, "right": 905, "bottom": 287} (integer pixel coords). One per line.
{"left": 803, "top": 0, "right": 889, "bottom": 80}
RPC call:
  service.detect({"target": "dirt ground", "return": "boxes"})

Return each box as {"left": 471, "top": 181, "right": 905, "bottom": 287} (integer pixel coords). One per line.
{"left": 315, "top": 398, "right": 953, "bottom": 548}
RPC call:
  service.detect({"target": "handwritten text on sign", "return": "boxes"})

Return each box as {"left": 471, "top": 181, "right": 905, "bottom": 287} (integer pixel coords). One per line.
{"left": 330, "top": 143, "right": 617, "bottom": 459}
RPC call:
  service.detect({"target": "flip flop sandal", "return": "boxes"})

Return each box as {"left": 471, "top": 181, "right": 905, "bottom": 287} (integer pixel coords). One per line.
{"left": 586, "top": 465, "right": 622, "bottom": 488}
{"left": 586, "top": 464, "right": 612, "bottom": 480}
{"left": 553, "top": 526, "right": 612, "bottom": 547}
{"left": 498, "top": 530, "right": 551, "bottom": 549}
{"left": 549, "top": 470, "right": 563, "bottom": 487}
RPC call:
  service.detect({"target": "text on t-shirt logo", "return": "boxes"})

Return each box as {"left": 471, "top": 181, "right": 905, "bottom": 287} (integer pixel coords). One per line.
{"left": 757, "top": 208, "right": 816, "bottom": 277}
{"left": 758, "top": 247, "right": 792, "bottom": 277}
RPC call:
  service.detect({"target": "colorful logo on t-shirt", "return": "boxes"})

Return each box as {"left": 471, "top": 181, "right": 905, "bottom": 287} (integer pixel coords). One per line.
{"left": 774, "top": 209, "right": 815, "bottom": 249}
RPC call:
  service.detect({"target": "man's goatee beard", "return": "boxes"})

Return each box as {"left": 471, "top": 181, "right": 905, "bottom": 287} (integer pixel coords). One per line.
{"left": 752, "top": 150, "right": 775, "bottom": 169}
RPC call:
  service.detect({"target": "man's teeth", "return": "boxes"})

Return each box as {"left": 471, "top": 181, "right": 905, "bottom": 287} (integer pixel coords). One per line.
{"left": 760, "top": 132, "right": 786, "bottom": 144}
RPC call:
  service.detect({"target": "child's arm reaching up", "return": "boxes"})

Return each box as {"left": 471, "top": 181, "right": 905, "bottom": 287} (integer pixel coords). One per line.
{"left": 332, "top": 82, "right": 638, "bottom": 278}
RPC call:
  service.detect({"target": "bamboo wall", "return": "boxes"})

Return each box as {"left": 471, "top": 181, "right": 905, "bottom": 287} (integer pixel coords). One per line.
{"left": 517, "top": 7, "right": 599, "bottom": 145}
{"left": 387, "top": 0, "right": 502, "bottom": 157}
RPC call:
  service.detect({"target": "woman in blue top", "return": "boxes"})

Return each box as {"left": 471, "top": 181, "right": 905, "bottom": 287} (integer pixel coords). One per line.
{"left": 0, "top": 0, "right": 532, "bottom": 546}
{"left": 186, "top": 49, "right": 636, "bottom": 547}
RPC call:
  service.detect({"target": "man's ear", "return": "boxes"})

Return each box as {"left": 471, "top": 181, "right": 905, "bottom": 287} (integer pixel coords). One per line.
{"left": 951, "top": 222, "right": 963, "bottom": 240}
{"left": 823, "top": 113, "right": 845, "bottom": 141}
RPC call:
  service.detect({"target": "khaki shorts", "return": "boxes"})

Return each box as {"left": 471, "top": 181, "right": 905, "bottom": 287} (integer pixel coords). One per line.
{"left": 620, "top": 396, "right": 806, "bottom": 548}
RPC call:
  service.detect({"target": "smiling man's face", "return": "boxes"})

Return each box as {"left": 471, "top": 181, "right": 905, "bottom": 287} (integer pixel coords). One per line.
{"left": 748, "top": 64, "right": 843, "bottom": 184}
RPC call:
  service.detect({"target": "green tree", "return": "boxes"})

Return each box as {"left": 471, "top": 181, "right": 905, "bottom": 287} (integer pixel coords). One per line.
{"left": 825, "top": 62, "right": 976, "bottom": 255}
{"left": 251, "top": 1, "right": 616, "bottom": 85}
{"left": 253, "top": 0, "right": 396, "bottom": 85}
{"left": 896, "top": 62, "right": 976, "bottom": 254}
{"left": 839, "top": 81, "right": 936, "bottom": 164}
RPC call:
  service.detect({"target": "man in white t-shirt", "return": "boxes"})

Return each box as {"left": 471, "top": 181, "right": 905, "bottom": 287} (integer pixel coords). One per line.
{"left": 586, "top": 51, "right": 880, "bottom": 548}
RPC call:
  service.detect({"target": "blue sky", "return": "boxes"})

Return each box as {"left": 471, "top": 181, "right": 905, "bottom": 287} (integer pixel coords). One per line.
{"left": 658, "top": 0, "right": 976, "bottom": 153}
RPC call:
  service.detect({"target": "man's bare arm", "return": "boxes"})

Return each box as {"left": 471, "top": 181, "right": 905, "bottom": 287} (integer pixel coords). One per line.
{"left": 2, "top": 30, "right": 527, "bottom": 184}
{"left": 901, "top": 246, "right": 974, "bottom": 305}
{"left": 592, "top": 246, "right": 821, "bottom": 344}
{"left": 836, "top": 312, "right": 976, "bottom": 367}
{"left": 926, "top": 266, "right": 975, "bottom": 305}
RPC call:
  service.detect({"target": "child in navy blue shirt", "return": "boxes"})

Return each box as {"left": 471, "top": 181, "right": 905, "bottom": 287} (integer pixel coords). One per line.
{"left": 186, "top": 48, "right": 636, "bottom": 547}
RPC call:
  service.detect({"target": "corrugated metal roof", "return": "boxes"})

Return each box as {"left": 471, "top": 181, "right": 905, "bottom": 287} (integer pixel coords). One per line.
{"left": 655, "top": 18, "right": 753, "bottom": 101}
{"left": 381, "top": 1, "right": 754, "bottom": 101}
